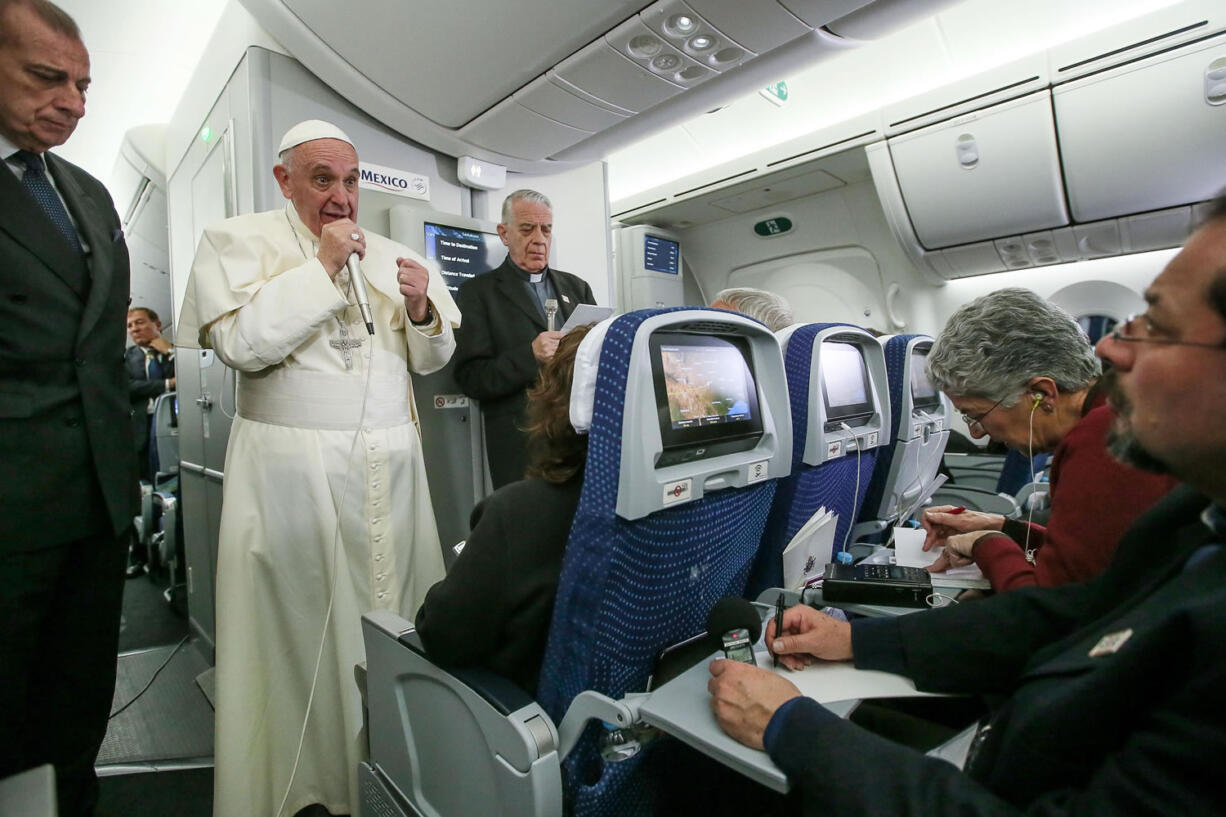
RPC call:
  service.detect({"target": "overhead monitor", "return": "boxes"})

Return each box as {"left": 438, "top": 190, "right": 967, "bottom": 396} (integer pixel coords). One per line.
{"left": 422, "top": 221, "right": 503, "bottom": 294}
{"left": 649, "top": 331, "right": 763, "bottom": 468}
{"left": 643, "top": 234, "right": 680, "bottom": 275}
{"left": 909, "top": 349, "right": 942, "bottom": 408}
{"left": 821, "top": 342, "right": 874, "bottom": 428}
{"left": 616, "top": 224, "right": 684, "bottom": 311}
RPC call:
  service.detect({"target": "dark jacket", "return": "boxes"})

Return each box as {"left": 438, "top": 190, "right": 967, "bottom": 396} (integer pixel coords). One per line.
{"left": 125, "top": 342, "right": 175, "bottom": 453}
{"left": 415, "top": 476, "right": 583, "bottom": 694}
{"left": 769, "top": 485, "right": 1226, "bottom": 816}
{"left": 0, "top": 152, "right": 134, "bottom": 550}
{"left": 453, "top": 257, "right": 594, "bottom": 488}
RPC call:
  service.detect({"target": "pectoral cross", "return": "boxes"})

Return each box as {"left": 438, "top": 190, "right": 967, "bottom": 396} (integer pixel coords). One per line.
{"left": 329, "top": 334, "right": 365, "bottom": 369}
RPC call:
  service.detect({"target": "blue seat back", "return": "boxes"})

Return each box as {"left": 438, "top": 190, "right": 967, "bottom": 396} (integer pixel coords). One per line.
{"left": 746, "top": 323, "right": 882, "bottom": 595}
{"left": 536, "top": 308, "right": 781, "bottom": 817}
{"left": 858, "top": 335, "right": 952, "bottom": 528}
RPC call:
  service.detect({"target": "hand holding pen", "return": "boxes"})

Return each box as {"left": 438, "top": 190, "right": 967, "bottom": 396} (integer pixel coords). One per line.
{"left": 920, "top": 504, "right": 1005, "bottom": 549}
{"left": 772, "top": 593, "right": 785, "bottom": 669}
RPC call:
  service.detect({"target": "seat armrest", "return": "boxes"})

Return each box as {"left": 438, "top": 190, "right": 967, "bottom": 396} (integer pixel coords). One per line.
{"left": 397, "top": 630, "right": 538, "bottom": 717}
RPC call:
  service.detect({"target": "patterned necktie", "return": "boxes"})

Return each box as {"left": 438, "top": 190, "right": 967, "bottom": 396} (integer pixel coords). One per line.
{"left": 12, "top": 150, "right": 83, "bottom": 252}
{"left": 145, "top": 350, "right": 165, "bottom": 381}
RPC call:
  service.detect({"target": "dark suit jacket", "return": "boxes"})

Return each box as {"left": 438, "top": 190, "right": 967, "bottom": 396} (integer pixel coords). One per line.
{"left": 125, "top": 343, "right": 175, "bottom": 453}
{"left": 453, "top": 257, "right": 595, "bottom": 487}
{"left": 0, "top": 152, "right": 134, "bottom": 551}
{"left": 415, "top": 475, "right": 583, "bottom": 695}
{"left": 770, "top": 485, "right": 1226, "bottom": 816}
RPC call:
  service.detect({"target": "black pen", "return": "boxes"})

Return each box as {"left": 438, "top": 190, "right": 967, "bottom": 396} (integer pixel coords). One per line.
{"left": 772, "top": 592, "right": 785, "bottom": 669}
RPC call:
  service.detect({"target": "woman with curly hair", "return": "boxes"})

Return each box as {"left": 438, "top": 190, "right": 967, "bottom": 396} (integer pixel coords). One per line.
{"left": 415, "top": 324, "right": 591, "bottom": 694}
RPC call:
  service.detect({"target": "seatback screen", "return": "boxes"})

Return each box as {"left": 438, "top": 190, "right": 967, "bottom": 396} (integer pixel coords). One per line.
{"left": 649, "top": 332, "right": 763, "bottom": 466}
{"left": 909, "top": 349, "right": 941, "bottom": 407}
{"left": 821, "top": 342, "right": 874, "bottom": 424}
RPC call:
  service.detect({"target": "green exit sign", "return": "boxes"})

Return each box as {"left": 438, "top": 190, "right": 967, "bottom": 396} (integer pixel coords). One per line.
{"left": 760, "top": 80, "right": 789, "bottom": 107}
{"left": 753, "top": 216, "right": 793, "bottom": 237}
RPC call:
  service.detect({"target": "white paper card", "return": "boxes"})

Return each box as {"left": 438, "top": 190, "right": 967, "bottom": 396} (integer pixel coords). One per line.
{"left": 894, "top": 526, "right": 942, "bottom": 568}
{"left": 561, "top": 304, "right": 614, "bottom": 333}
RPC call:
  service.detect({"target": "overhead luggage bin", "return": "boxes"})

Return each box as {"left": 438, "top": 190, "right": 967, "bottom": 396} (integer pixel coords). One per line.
{"left": 1054, "top": 30, "right": 1226, "bottom": 223}
{"left": 885, "top": 91, "right": 1067, "bottom": 250}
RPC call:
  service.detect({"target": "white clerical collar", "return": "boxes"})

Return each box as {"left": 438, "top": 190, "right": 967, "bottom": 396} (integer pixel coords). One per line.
{"left": 529, "top": 272, "right": 546, "bottom": 284}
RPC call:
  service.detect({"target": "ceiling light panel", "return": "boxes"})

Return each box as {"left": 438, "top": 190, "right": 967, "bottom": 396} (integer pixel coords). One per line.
{"left": 605, "top": 18, "right": 716, "bottom": 89}
{"left": 639, "top": 0, "right": 754, "bottom": 72}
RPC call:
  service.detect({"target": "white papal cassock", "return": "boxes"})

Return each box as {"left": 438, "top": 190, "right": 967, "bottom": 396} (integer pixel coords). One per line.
{"left": 177, "top": 203, "right": 460, "bottom": 817}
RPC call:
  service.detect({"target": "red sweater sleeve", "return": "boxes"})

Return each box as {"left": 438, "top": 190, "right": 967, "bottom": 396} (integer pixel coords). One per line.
{"left": 972, "top": 400, "right": 1177, "bottom": 590}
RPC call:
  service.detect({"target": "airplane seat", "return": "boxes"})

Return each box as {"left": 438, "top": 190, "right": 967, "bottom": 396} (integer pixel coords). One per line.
{"left": 147, "top": 392, "right": 183, "bottom": 603}
{"left": 745, "top": 323, "right": 890, "bottom": 597}
{"left": 855, "top": 334, "right": 952, "bottom": 537}
{"left": 359, "top": 307, "right": 792, "bottom": 817}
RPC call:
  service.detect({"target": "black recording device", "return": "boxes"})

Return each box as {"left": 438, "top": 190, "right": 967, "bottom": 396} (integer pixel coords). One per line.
{"left": 649, "top": 597, "right": 763, "bottom": 688}
{"left": 821, "top": 561, "right": 933, "bottom": 608}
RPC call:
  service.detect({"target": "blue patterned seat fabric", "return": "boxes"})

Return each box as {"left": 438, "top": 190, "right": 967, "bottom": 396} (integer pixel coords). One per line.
{"left": 746, "top": 323, "right": 879, "bottom": 596}
{"left": 536, "top": 308, "right": 778, "bottom": 817}
{"left": 858, "top": 334, "right": 926, "bottom": 524}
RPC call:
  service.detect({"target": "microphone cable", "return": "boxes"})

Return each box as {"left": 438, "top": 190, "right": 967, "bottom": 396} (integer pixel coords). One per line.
{"left": 274, "top": 262, "right": 378, "bottom": 817}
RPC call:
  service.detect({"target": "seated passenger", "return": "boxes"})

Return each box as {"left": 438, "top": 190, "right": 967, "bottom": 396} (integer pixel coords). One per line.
{"left": 415, "top": 325, "right": 591, "bottom": 694}
{"left": 710, "top": 287, "right": 794, "bottom": 332}
{"left": 921, "top": 288, "right": 1176, "bottom": 590}
{"left": 707, "top": 203, "right": 1226, "bottom": 814}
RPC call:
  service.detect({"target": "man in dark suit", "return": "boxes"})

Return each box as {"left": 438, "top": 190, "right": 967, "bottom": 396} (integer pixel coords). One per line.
{"left": 453, "top": 189, "right": 596, "bottom": 488}
{"left": 124, "top": 306, "right": 175, "bottom": 576}
{"left": 0, "top": 2, "right": 134, "bottom": 814}
{"left": 125, "top": 306, "right": 175, "bottom": 474}
{"left": 706, "top": 194, "right": 1226, "bottom": 816}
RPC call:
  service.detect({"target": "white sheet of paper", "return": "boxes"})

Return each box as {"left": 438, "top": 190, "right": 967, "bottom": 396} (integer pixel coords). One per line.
{"left": 893, "top": 526, "right": 942, "bottom": 567}
{"left": 760, "top": 648, "right": 935, "bottom": 702}
{"left": 930, "top": 564, "right": 990, "bottom": 590}
{"left": 560, "top": 304, "right": 614, "bottom": 333}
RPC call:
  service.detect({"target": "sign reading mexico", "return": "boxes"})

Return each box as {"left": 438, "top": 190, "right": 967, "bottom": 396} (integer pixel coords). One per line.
{"left": 359, "top": 161, "right": 430, "bottom": 201}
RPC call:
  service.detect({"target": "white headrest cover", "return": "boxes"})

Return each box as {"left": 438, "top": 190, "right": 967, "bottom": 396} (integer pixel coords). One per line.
{"left": 568, "top": 316, "right": 618, "bottom": 434}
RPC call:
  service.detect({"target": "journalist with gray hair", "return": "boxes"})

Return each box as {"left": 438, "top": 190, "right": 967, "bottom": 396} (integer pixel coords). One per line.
{"left": 918, "top": 287, "right": 1176, "bottom": 590}
{"left": 711, "top": 287, "right": 794, "bottom": 332}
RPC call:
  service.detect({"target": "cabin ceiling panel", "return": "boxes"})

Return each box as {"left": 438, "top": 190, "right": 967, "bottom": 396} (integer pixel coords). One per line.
{"left": 710, "top": 168, "right": 844, "bottom": 213}
{"left": 283, "top": 0, "right": 641, "bottom": 128}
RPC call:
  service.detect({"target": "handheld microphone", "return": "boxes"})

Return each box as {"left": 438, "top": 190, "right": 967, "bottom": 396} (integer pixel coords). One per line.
{"left": 346, "top": 252, "right": 375, "bottom": 336}
{"left": 544, "top": 298, "right": 558, "bottom": 332}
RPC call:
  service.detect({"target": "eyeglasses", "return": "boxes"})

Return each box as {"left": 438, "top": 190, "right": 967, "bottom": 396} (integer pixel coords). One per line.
{"left": 960, "top": 396, "right": 1007, "bottom": 431}
{"left": 1110, "top": 314, "right": 1226, "bottom": 349}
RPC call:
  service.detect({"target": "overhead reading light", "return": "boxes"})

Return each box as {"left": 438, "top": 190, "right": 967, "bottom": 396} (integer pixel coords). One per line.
{"left": 688, "top": 34, "right": 715, "bottom": 52}
{"left": 666, "top": 13, "right": 697, "bottom": 36}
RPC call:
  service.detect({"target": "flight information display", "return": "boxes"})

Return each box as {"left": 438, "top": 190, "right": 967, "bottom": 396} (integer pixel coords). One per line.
{"left": 424, "top": 222, "right": 503, "bottom": 293}
{"left": 659, "top": 342, "right": 753, "bottom": 430}
{"left": 644, "top": 234, "right": 680, "bottom": 275}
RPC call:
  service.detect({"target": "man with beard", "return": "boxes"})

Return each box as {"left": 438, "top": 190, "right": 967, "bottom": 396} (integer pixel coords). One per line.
{"left": 707, "top": 192, "right": 1226, "bottom": 817}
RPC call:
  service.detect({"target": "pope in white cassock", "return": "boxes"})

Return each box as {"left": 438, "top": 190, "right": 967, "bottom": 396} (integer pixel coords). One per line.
{"left": 176, "top": 120, "right": 460, "bottom": 817}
